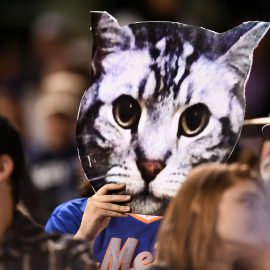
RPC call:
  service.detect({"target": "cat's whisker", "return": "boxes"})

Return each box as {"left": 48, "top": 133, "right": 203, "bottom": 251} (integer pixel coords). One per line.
{"left": 106, "top": 173, "right": 131, "bottom": 178}
{"left": 87, "top": 174, "right": 114, "bottom": 182}
{"left": 88, "top": 173, "right": 131, "bottom": 182}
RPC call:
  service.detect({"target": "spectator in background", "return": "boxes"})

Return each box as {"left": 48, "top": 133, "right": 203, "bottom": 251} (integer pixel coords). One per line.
{"left": 27, "top": 71, "right": 87, "bottom": 224}
{"left": 259, "top": 122, "right": 270, "bottom": 188}
{"left": 26, "top": 11, "right": 91, "bottom": 84}
{"left": 241, "top": 115, "right": 270, "bottom": 188}
{"left": 30, "top": 12, "right": 73, "bottom": 80}
{"left": 150, "top": 163, "right": 270, "bottom": 270}
{"left": 0, "top": 115, "right": 97, "bottom": 270}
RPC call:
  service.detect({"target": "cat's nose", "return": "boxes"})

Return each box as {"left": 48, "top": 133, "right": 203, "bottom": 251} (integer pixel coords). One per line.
{"left": 137, "top": 160, "right": 165, "bottom": 183}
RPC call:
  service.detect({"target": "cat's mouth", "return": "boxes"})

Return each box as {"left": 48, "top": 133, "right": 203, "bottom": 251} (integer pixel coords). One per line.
{"left": 129, "top": 191, "right": 170, "bottom": 215}
{"left": 130, "top": 189, "right": 170, "bottom": 203}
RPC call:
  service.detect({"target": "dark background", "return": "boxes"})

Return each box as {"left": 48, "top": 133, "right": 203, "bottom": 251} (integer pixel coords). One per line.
{"left": 1, "top": 0, "right": 270, "bottom": 120}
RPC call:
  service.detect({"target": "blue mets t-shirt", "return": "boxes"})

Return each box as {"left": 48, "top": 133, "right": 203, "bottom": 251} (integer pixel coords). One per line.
{"left": 45, "top": 198, "right": 162, "bottom": 270}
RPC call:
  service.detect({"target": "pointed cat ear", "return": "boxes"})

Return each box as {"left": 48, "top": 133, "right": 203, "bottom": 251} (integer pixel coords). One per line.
{"left": 90, "top": 11, "right": 134, "bottom": 55}
{"left": 219, "top": 21, "right": 270, "bottom": 77}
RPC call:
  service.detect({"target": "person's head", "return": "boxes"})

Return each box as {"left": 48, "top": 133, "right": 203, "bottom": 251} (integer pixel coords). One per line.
{"left": 259, "top": 139, "right": 270, "bottom": 184}
{"left": 0, "top": 115, "right": 25, "bottom": 206}
{"left": 259, "top": 124, "right": 270, "bottom": 185}
{"left": 36, "top": 71, "right": 87, "bottom": 152}
{"left": 157, "top": 163, "right": 270, "bottom": 270}
{"left": 242, "top": 117, "right": 270, "bottom": 186}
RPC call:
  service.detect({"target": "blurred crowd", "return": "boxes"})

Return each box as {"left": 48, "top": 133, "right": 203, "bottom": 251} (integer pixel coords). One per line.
{"left": 0, "top": 0, "right": 270, "bottom": 225}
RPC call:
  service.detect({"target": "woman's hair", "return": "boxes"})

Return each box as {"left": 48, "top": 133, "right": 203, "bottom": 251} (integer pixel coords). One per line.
{"left": 157, "top": 163, "right": 262, "bottom": 270}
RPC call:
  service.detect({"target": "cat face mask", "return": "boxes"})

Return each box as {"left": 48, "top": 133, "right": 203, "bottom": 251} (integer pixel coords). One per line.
{"left": 77, "top": 11, "right": 270, "bottom": 215}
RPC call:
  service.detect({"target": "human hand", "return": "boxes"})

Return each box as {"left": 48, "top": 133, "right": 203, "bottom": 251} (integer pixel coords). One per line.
{"left": 74, "top": 183, "right": 131, "bottom": 241}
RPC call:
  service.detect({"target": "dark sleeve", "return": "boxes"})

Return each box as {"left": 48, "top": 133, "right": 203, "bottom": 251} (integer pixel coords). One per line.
{"left": 52, "top": 236, "right": 97, "bottom": 270}
{"left": 63, "top": 239, "right": 97, "bottom": 270}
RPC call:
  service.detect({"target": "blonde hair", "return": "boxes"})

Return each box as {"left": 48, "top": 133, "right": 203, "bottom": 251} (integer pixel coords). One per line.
{"left": 157, "top": 163, "right": 262, "bottom": 270}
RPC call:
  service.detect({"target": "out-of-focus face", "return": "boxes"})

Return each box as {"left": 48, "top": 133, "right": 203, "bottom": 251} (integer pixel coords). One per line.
{"left": 45, "top": 113, "right": 76, "bottom": 152}
{"left": 217, "top": 180, "right": 270, "bottom": 248}
{"left": 260, "top": 140, "right": 270, "bottom": 184}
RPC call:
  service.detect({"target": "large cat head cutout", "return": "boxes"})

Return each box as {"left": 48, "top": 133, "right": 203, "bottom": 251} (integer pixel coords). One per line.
{"left": 77, "top": 11, "right": 270, "bottom": 215}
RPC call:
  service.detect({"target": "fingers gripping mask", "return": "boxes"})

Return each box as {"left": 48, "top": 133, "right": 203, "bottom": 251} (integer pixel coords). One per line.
{"left": 77, "top": 11, "right": 270, "bottom": 215}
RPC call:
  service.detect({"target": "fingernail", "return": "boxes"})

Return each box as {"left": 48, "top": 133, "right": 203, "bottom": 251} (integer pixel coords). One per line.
{"left": 125, "top": 206, "right": 131, "bottom": 211}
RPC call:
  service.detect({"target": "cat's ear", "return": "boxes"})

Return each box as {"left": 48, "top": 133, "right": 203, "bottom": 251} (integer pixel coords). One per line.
{"left": 219, "top": 21, "right": 270, "bottom": 77}
{"left": 90, "top": 11, "right": 133, "bottom": 55}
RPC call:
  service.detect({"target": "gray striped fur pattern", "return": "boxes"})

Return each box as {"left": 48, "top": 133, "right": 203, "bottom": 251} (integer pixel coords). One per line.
{"left": 77, "top": 11, "right": 270, "bottom": 215}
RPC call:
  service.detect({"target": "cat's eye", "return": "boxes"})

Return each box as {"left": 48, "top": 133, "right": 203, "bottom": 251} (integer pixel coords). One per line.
{"left": 178, "top": 104, "right": 210, "bottom": 137}
{"left": 113, "top": 95, "right": 141, "bottom": 129}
